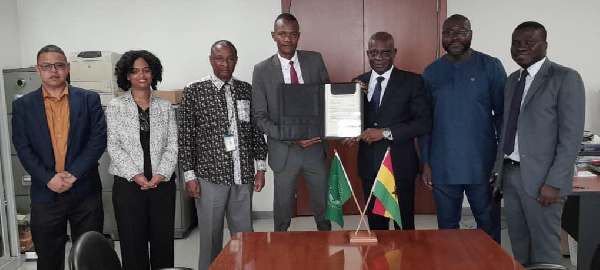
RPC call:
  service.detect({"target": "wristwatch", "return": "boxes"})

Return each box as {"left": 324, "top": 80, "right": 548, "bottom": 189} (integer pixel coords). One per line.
{"left": 382, "top": 128, "right": 393, "bottom": 140}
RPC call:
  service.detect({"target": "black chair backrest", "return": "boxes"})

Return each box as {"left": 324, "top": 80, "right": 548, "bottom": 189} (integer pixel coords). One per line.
{"left": 69, "top": 231, "right": 122, "bottom": 270}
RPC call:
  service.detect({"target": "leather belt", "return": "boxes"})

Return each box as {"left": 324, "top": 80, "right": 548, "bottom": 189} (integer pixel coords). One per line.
{"left": 504, "top": 159, "right": 520, "bottom": 166}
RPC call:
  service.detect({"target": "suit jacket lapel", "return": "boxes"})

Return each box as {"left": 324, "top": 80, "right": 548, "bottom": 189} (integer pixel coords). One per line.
{"left": 32, "top": 89, "right": 53, "bottom": 153}
{"left": 504, "top": 72, "right": 519, "bottom": 118}
{"left": 361, "top": 73, "right": 372, "bottom": 105}
{"left": 377, "top": 68, "right": 397, "bottom": 115}
{"left": 67, "top": 86, "right": 79, "bottom": 151}
{"left": 522, "top": 58, "right": 551, "bottom": 108}
{"left": 297, "top": 51, "right": 311, "bottom": 83}
{"left": 268, "top": 55, "right": 284, "bottom": 87}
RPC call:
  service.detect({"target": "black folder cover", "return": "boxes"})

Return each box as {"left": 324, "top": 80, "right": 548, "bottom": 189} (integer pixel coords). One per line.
{"left": 278, "top": 83, "right": 361, "bottom": 140}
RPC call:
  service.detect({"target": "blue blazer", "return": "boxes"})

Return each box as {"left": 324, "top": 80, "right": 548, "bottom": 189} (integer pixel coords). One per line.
{"left": 12, "top": 86, "right": 107, "bottom": 203}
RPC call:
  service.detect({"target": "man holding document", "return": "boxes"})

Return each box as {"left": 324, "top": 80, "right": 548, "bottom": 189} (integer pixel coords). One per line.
{"left": 252, "top": 13, "right": 331, "bottom": 231}
{"left": 343, "top": 32, "right": 432, "bottom": 230}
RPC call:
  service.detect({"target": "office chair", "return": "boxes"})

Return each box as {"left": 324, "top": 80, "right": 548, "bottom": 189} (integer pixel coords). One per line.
{"left": 69, "top": 231, "right": 122, "bottom": 270}
{"left": 522, "top": 263, "right": 567, "bottom": 270}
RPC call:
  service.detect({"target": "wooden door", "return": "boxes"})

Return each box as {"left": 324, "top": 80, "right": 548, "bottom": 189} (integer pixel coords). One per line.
{"left": 285, "top": 0, "right": 443, "bottom": 216}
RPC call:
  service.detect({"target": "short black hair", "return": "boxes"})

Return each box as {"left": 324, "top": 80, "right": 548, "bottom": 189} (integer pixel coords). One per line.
{"left": 446, "top": 14, "right": 469, "bottom": 23}
{"left": 114, "top": 50, "right": 163, "bottom": 91}
{"left": 37, "top": 45, "right": 67, "bottom": 63}
{"left": 275, "top": 13, "right": 297, "bottom": 24}
{"left": 369, "top": 31, "right": 395, "bottom": 47}
{"left": 211, "top": 40, "right": 238, "bottom": 56}
{"left": 515, "top": 21, "right": 547, "bottom": 41}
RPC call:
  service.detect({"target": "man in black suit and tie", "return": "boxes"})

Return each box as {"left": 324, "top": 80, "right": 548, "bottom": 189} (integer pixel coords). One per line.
{"left": 252, "top": 13, "right": 331, "bottom": 231}
{"left": 344, "top": 32, "right": 432, "bottom": 230}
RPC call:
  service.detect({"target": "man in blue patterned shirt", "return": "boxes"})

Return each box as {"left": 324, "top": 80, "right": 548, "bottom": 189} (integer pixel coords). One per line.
{"left": 178, "top": 40, "right": 268, "bottom": 270}
{"left": 419, "top": 14, "right": 506, "bottom": 243}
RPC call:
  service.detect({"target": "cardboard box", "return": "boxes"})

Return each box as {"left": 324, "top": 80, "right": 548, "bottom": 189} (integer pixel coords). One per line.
{"left": 116, "top": 90, "right": 183, "bottom": 104}
{"left": 153, "top": 90, "right": 183, "bottom": 104}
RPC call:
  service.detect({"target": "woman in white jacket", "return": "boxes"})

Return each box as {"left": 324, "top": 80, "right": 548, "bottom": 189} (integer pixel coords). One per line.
{"left": 106, "top": 50, "right": 177, "bottom": 270}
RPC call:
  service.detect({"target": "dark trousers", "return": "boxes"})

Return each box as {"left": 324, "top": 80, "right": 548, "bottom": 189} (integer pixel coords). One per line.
{"left": 433, "top": 183, "right": 502, "bottom": 243}
{"left": 30, "top": 193, "right": 104, "bottom": 270}
{"left": 113, "top": 176, "right": 176, "bottom": 270}
{"left": 361, "top": 177, "right": 415, "bottom": 230}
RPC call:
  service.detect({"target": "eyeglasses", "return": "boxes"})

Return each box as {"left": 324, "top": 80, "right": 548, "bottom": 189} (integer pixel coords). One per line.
{"left": 38, "top": 62, "right": 67, "bottom": 71}
{"left": 139, "top": 110, "right": 149, "bottom": 131}
{"left": 367, "top": 50, "right": 393, "bottom": 58}
{"left": 442, "top": 29, "right": 472, "bottom": 38}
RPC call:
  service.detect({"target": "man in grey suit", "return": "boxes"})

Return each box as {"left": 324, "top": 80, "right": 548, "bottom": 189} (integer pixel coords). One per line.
{"left": 252, "top": 13, "right": 331, "bottom": 231}
{"left": 492, "top": 21, "right": 585, "bottom": 265}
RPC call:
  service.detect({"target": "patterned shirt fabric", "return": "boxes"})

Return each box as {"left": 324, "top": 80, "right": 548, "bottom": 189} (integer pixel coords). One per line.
{"left": 179, "top": 75, "right": 267, "bottom": 186}
{"left": 419, "top": 50, "right": 506, "bottom": 185}
{"left": 106, "top": 92, "right": 178, "bottom": 181}
{"left": 42, "top": 84, "right": 70, "bottom": 172}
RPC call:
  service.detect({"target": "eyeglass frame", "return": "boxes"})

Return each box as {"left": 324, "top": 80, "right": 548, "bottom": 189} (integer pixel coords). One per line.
{"left": 366, "top": 49, "right": 396, "bottom": 58}
{"left": 37, "top": 62, "right": 68, "bottom": 72}
{"left": 441, "top": 29, "right": 472, "bottom": 38}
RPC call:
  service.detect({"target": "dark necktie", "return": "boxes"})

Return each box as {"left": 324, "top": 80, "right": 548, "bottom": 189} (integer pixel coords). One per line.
{"left": 503, "top": 69, "right": 529, "bottom": 155}
{"left": 289, "top": 61, "right": 299, "bottom": 84}
{"left": 372, "top": 76, "right": 385, "bottom": 112}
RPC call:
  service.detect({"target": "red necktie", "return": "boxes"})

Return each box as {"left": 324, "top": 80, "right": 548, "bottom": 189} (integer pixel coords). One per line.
{"left": 289, "top": 61, "right": 299, "bottom": 84}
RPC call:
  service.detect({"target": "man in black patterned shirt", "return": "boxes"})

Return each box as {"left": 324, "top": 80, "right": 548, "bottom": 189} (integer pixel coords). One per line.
{"left": 178, "top": 40, "right": 268, "bottom": 270}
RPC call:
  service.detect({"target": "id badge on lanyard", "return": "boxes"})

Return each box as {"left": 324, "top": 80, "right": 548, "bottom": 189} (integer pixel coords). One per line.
{"left": 223, "top": 134, "right": 236, "bottom": 152}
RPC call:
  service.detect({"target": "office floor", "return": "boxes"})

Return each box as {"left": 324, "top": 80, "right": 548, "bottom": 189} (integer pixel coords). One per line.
{"left": 16, "top": 214, "right": 575, "bottom": 269}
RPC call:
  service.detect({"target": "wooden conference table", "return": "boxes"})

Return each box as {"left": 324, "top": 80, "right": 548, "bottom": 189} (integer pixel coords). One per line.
{"left": 562, "top": 169, "right": 600, "bottom": 270}
{"left": 211, "top": 229, "right": 523, "bottom": 270}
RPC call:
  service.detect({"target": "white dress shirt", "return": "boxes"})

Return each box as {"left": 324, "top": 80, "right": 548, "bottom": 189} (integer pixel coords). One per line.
{"left": 507, "top": 57, "right": 547, "bottom": 162}
{"left": 367, "top": 65, "right": 394, "bottom": 103}
{"left": 278, "top": 52, "right": 305, "bottom": 84}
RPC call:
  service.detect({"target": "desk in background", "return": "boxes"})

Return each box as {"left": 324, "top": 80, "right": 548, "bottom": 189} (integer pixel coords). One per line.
{"left": 211, "top": 229, "right": 523, "bottom": 270}
{"left": 562, "top": 169, "right": 600, "bottom": 270}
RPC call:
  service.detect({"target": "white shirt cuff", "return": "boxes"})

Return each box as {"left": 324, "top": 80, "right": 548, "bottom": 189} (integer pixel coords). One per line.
{"left": 256, "top": 160, "right": 267, "bottom": 171}
{"left": 184, "top": 170, "right": 197, "bottom": 182}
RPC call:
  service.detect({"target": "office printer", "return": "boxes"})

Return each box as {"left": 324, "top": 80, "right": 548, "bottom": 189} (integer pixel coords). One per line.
{"left": 69, "top": 51, "right": 121, "bottom": 106}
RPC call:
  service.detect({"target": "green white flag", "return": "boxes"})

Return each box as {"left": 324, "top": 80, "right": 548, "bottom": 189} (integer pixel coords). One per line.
{"left": 326, "top": 152, "right": 353, "bottom": 228}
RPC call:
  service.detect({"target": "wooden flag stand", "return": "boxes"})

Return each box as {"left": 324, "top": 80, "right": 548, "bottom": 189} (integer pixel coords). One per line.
{"left": 330, "top": 149, "right": 378, "bottom": 243}
{"left": 349, "top": 188, "right": 377, "bottom": 243}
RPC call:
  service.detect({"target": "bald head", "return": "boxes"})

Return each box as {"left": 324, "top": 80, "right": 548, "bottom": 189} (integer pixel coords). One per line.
{"left": 444, "top": 14, "right": 471, "bottom": 30}
{"left": 367, "top": 32, "right": 396, "bottom": 74}
{"left": 369, "top": 32, "right": 394, "bottom": 48}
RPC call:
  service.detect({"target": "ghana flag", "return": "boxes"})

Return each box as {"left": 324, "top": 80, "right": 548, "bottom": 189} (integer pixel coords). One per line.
{"left": 371, "top": 149, "right": 402, "bottom": 228}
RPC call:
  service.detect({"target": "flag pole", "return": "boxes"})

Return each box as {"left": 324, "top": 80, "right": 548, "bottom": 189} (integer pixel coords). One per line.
{"left": 355, "top": 190, "right": 374, "bottom": 235}
{"left": 334, "top": 149, "right": 371, "bottom": 235}
{"left": 354, "top": 147, "right": 391, "bottom": 235}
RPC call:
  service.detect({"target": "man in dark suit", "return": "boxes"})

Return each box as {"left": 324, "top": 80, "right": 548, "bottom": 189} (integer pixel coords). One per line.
{"left": 12, "top": 45, "right": 106, "bottom": 270}
{"left": 492, "top": 22, "right": 585, "bottom": 265}
{"left": 252, "top": 13, "right": 331, "bottom": 231}
{"left": 345, "top": 32, "right": 432, "bottom": 230}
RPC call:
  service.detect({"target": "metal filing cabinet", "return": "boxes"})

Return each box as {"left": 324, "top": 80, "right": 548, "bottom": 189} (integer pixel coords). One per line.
{"left": 3, "top": 68, "right": 41, "bottom": 214}
{"left": 3, "top": 68, "right": 196, "bottom": 240}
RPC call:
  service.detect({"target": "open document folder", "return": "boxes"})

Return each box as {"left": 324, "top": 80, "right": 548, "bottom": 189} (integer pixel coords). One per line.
{"left": 278, "top": 83, "right": 363, "bottom": 140}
